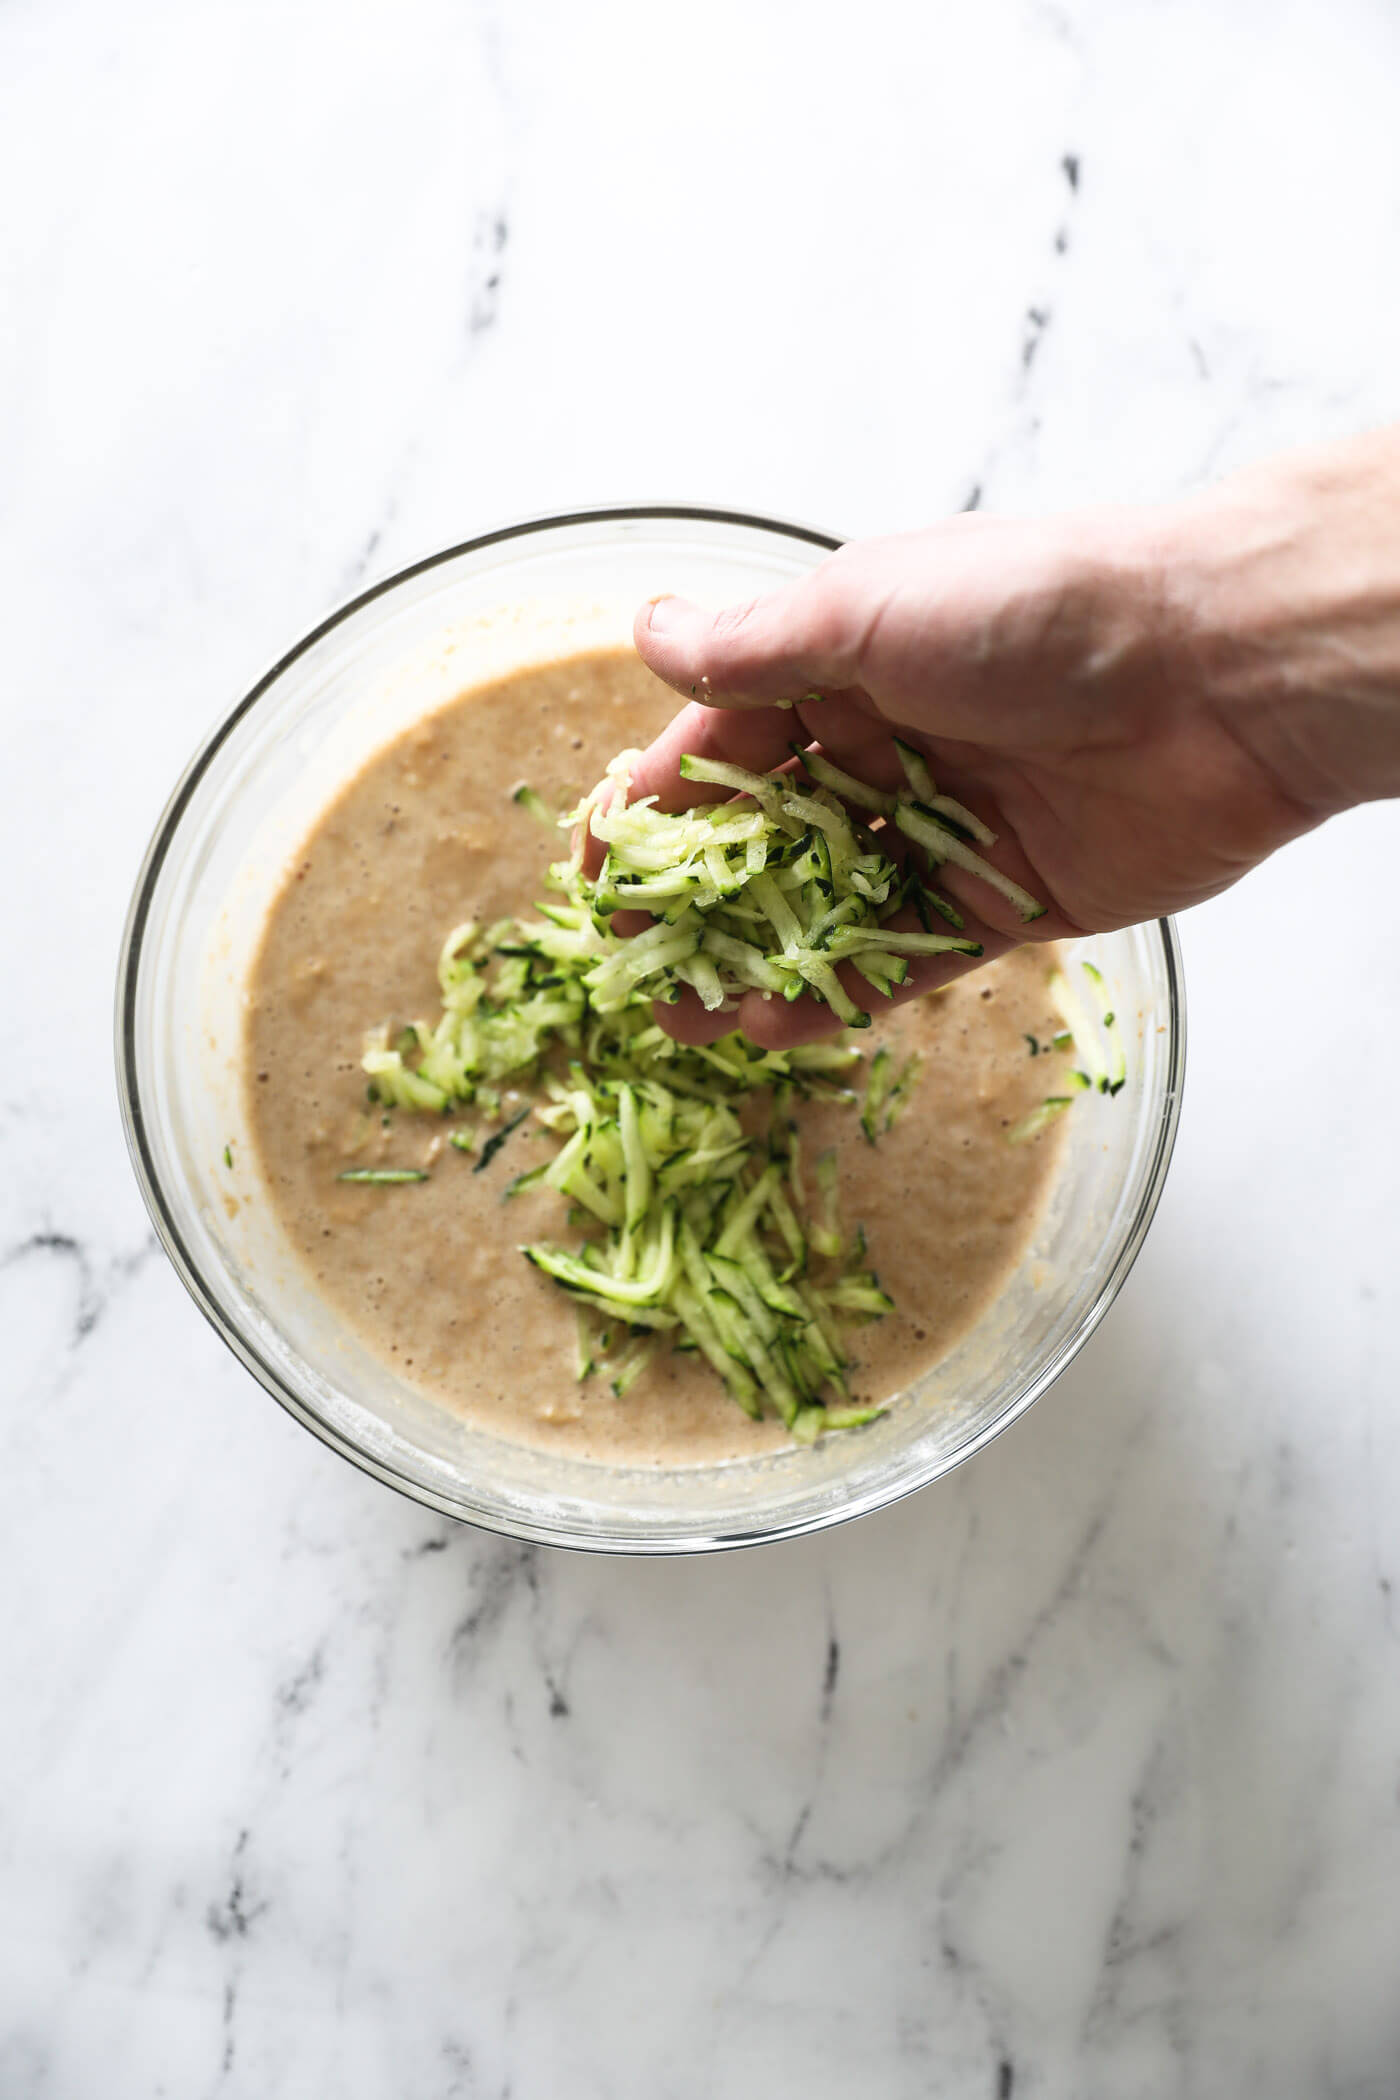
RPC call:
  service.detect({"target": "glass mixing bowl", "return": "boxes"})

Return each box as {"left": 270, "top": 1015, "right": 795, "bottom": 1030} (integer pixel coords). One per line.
{"left": 116, "top": 507, "right": 1185, "bottom": 1554}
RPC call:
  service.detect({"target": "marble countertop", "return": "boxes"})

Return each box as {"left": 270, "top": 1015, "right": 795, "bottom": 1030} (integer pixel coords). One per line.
{"left": 5, "top": 2, "right": 1400, "bottom": 2093}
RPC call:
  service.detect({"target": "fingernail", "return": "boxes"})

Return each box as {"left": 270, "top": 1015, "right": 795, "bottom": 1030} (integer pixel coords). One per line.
{"left": 644, "top": 592, "right": 685, "bottom": 636}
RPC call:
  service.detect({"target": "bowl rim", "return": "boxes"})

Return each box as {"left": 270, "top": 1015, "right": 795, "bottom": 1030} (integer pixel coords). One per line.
{"left": 115, "top": 504, "right": 1186, "bottom": 1556}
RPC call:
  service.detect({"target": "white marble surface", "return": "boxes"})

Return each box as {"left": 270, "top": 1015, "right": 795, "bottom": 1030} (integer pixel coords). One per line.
{"left": 4, "top": 1, "right": 1400, "bottom": 2092}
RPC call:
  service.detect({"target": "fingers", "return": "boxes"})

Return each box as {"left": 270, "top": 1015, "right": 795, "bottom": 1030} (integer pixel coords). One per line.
{"left": 791, "top": 724, "right": 1072, "bottom": 947}
{"left": 794, "top": 695, "right": 902, "bottom": 781}
{"left": 624, "top": 701, "right": 803, "bottom": 812}
{"left": 634, "top": 569, "right": 868, "bottom": 707}
{"left": 584, "top": 697, "right": 889, "bottom": 885}
{"left": 654, "top": 916, "right": 1022, "bottom": 1052}
{"left": 652, "top": 984, "right": 739, "bottom": 1046}
{"left": 616, "top": 691, "right": 892, "bottom": 827}
{"left": 579, "top": 703, "right": 799, "bottom": 877}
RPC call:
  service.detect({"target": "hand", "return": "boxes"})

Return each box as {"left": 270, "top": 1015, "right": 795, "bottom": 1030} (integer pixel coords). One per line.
{"left": 610, "top": 428, "right": 1400, "bottom": 1047}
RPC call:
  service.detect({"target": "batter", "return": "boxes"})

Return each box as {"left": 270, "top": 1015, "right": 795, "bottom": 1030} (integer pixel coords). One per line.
{"left": 244, "top": 648, "right": 1069, "bottom": 1465}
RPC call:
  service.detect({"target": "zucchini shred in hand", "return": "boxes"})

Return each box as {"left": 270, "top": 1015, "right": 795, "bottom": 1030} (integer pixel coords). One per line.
{"left": 338, "top": 744, "right": 1099, "bottom": 1439}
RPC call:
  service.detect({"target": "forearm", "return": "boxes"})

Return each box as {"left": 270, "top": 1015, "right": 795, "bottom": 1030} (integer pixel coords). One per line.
{"left": 1158, "top": 426, "right": 1400, "bottom": 817}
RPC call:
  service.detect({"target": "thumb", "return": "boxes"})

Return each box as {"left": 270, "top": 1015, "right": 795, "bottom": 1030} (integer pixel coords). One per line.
{"left": 634, "top": 571, "right": 865, "bottom": 707}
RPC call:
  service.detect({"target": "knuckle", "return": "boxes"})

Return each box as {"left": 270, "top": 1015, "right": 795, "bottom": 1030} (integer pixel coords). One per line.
{"left": 710, "top": 596, "right": 761, "bottom": 642}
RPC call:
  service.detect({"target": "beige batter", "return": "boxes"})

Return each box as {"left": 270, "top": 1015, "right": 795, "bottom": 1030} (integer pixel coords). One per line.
{"left": 244, "top": 648, "right": 1070, "bottom": 1466}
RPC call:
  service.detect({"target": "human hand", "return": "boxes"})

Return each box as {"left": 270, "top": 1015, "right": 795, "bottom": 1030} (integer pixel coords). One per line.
{"left": 609, "top": 430, "right": 1400, "bottom": 1047}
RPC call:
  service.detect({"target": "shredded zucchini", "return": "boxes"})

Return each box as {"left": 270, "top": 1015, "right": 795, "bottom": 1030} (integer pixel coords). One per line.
{"left": 1007, "top": 1096, "right": 1076, "bottom": 1145}
{"left": 1048, "top": 965, "right": 1108, "bottom": 1089}
{"left": 473, "top": 1106, "right": 530, "bottom": 1174}
{"left": 512, "top": 784, "right": 556, "bottom": 827}
{"left": 332, "top": 748, "right": 1117, "bottom": 1434}
{"left": 1080, "top": 962, "right": 1127, "bottom": 1095}
{"left": 1011, "top": 958, "right": 1128, "bottom": 1140}
{"left": 516, "top": 1068, "right": 892, "bottom": 1424}
{"left": 859, "top": 1047, "right": 924, "bottom": 1144}
{"left": 337, "top": 1168, "right": 430, "bottom": 1185}
{"left": 577, "top": 747, "right": 983, "bottom": 1017}
{"left": 1049, "top": 961, "right": 1128, "bottom": 1095}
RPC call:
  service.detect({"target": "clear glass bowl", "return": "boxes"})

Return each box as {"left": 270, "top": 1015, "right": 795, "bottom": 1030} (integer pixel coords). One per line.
{"left": 116, "top": 508, "right": 1185, "bottom": 1554}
